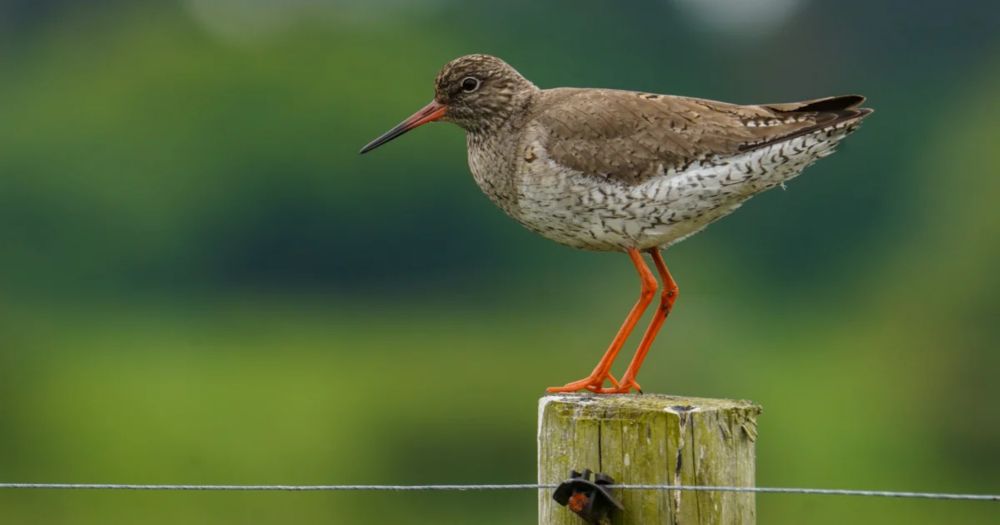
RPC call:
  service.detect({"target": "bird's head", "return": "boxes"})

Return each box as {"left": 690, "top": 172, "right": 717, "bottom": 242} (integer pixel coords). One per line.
{"left": 360, "top": 54, "right": 537, "bottom": 154}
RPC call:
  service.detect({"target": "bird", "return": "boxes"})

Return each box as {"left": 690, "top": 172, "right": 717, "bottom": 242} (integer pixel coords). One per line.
{"left": 359, "top": 54, "right": 871, "bottom": 394}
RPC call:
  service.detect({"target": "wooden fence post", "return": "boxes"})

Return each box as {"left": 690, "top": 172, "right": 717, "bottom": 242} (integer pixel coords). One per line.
{"left": 538, "top": 394, "right": 761, "bottom": 525}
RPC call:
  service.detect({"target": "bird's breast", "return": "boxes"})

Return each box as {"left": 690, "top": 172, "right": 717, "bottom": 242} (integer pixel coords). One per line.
{"left": 466, "top": 132, "right": 523, "bottom": 217}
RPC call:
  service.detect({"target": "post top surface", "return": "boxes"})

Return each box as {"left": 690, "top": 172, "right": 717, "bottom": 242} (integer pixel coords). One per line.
{"left": 540, "top": 393, "right": 761, "bottom": 416}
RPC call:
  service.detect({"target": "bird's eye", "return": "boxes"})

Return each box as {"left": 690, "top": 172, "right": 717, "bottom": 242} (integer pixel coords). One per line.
{"left": 461, "top": 77, "right": 480, "bottom": 93}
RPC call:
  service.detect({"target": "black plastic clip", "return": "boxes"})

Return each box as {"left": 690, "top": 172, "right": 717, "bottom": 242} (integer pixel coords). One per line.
{"left": 552, "top": 469, "right": 624, "bottom": 524}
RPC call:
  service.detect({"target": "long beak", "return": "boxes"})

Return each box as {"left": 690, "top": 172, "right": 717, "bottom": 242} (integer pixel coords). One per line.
{"left": 359, "top": 100, "right": 448, "bottom": 154}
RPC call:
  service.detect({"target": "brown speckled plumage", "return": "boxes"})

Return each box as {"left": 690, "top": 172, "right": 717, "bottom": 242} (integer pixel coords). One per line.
{"left": 420, "top": 55, "right": 872, "bottom": 251}
{"left": 534, "top": 89, "right": 868, "bottom": 184}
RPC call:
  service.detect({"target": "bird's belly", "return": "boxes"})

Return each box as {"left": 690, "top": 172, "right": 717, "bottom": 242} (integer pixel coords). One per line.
{"left": 511, "top": 169, "right": 733, "bottom": 251}
{"left": 508, "top": 135, "right": 836, "bottom": 251}
{"left": 468, "top": 127, "right": 850, "bottom": 252}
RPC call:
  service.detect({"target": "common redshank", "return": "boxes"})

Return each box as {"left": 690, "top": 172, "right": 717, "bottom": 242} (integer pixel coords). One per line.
{"left": 360, "top": 54, "right": 871, "bottom": 394}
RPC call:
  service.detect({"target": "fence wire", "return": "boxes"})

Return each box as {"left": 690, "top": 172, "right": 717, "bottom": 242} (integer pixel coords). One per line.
{"left": 0, "top": 483, "right": 996, "bottom": 501}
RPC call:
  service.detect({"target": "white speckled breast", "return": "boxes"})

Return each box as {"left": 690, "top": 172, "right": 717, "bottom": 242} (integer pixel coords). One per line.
{"left": 468, "top": 120, "right": 858, "bottom": 252}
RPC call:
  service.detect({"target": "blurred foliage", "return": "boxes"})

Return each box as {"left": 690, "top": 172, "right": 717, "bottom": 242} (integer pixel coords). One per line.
{"left": 0, "top": 1, "right": 998, "bottom": 524}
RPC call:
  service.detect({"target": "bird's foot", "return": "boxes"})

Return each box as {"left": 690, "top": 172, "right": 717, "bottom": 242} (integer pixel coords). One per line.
{"left": 546, "top": 372, "right": 621, "bottom": 394}
{"left": 595, "top": 376, "right": 642, "bottom": 394}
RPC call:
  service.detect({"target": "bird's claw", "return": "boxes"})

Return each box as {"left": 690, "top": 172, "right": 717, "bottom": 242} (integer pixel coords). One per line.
{"left": 594, "top": 376, "right": 642, "bottom": 394}
{"left": 546, "top": 372, "right": 624, "bottom": 394}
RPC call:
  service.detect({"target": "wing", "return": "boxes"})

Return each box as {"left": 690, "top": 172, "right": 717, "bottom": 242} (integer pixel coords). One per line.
{"left": 530, "top": 88, "right": 871, "bottom": 185}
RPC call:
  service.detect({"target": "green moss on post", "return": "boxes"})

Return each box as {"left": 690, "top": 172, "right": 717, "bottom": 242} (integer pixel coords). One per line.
{"left": 538, "top": 394, "right": 761, "bottom": 525}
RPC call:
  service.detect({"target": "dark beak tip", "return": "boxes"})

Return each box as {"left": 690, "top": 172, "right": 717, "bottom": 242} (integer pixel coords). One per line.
{"left": 358, "top": 100, "right": 447, "bottom": 157}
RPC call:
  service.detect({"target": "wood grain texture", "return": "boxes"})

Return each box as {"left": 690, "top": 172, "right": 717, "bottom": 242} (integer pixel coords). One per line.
{"left": 538, "top": 394, "right": 761, "bottom": 525}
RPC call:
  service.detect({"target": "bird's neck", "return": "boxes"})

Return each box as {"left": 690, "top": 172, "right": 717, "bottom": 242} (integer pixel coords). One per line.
{"left": 465, "top": 92, "right": 535, "bottom": 220}
{"left": 466, "top": 90, "right": 536, "bottom": 163}
{"left": 468, "top": 87, "right": 538, "bottom": 136}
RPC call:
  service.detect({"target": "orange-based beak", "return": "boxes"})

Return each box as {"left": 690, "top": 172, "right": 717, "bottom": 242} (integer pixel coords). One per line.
{"left": 359, "top": 100, "right": 447, "bottom": 154}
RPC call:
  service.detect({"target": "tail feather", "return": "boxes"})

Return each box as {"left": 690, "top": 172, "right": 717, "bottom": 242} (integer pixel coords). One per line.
{"left": 765, "top": 94, "right": 867, "bottom": 113}
{"left": 740, "top": 95, "right": 872, "bottom": 152}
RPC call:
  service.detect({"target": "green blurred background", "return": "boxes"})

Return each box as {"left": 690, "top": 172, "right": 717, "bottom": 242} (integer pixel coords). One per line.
{"left": 1, "top": 1, "right": 997, "bottom": 523}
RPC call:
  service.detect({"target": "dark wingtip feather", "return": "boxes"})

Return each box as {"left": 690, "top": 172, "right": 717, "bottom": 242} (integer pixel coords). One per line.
{"left": 765, "top": 95, "right": 868, "bottom": 115}
{"left": 738, "top": 103, "right": 872, "bottom": 152}
{"left": 796, "top": 95, "right": 866, "bottom": 113}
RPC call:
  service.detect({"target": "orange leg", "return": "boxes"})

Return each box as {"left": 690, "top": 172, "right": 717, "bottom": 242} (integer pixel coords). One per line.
{"left": 547, "top": 248, "right": 658, "bottom": 393}
{"left": 599, "top": 249, "right": 678, "bottom": 394}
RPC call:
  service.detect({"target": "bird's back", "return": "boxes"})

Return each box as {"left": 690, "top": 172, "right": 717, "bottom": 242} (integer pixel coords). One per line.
{"left": 527, "top": 88, "right": 870, "bottom": 186}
